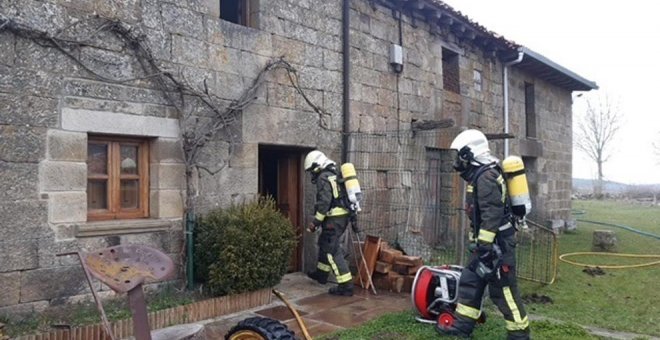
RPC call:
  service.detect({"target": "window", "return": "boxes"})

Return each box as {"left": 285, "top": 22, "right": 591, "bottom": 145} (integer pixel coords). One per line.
{"left": 524, "top": 82, "right": 536, "bottom": 138}
{"left": 220, "top": 0, "right": 257, "bottom": 27}
{"left": 473, "top": 69, "right": 482, "bottom": 92}
{"left": 87, "top": 136, "right": 149, "bottom": 221}
{"left": 442, "top": 47, "right": 460, "bottom": 94}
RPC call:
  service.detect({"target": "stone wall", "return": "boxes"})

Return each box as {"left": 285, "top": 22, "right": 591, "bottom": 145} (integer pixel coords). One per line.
{"left": 507, "top": 68, "right": 574, "bottom": 223}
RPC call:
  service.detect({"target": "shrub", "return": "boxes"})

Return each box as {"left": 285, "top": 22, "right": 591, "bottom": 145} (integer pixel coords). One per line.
{"left": 194, "top": 196, "right": 296, "bottom": 296}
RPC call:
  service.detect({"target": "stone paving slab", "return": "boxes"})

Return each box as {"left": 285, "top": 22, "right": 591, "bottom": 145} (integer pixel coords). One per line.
{"left": 201, "top": 272, "right": 411, "bottom": 339}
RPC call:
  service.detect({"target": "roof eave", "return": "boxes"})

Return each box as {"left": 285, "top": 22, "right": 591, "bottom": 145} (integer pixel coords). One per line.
{"left": 517, "top": 47, "right": 599, "bottom": 91}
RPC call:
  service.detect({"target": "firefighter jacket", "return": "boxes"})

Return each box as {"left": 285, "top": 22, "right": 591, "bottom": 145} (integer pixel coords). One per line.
{"left": 312, "top": 166, "right": 350, "bottom": 225}
{"left": 465, "top": 164, "right": 512, "bottom": 244}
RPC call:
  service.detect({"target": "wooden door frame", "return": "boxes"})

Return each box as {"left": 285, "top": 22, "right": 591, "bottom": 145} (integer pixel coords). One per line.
{"left": 258, "top": 144, "right": 310, "bottom": 272}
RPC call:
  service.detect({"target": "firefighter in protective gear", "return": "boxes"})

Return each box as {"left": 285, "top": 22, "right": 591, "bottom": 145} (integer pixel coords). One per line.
{"left": 304, "top": 150, "right": 354, "bottom": 296}
{"left": 440, "top": 129, "right": 530, "bottom": 339}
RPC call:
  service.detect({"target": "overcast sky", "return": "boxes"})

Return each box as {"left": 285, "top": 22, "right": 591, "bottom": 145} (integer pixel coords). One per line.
{"left": 441, "top": 0, "right": 660, "bottom": 185}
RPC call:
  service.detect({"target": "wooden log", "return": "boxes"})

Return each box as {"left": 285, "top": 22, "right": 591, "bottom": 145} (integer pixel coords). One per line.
{"left": 388, "top": 272, "right": 404, "bottom": 293}
{"left": 371, "top": 273, "right": 391, "bottom": 291}
{"left": 402, "top": 275, "right": 416, "bottom": 293}
{"left": 379, "top": 248, "right": 403, "bottom": 263}
{"left": 392, "top": 263, "right": 409, "bottom": 275}
{"left": 407, "top": 264, "right": 423, "bottom": 275}
{"left": 375, "top": 261, "right": 392, "bottom": 274}
{"left": 394, "top": 255, "right": 424, "bottom": 267}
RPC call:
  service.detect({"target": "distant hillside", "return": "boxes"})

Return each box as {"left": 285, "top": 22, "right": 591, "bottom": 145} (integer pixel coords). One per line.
{"left": 572, "top": 178, "right": 660, "bottom": 195}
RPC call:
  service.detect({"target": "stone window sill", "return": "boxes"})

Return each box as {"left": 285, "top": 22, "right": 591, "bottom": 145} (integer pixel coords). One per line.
{"left": 76, "top": 219, "right": 177, "bottom": 237}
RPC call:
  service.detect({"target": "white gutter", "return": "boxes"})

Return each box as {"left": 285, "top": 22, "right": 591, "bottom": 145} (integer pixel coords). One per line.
{"left": 503, "top": 50, "right": 524, "bottom": 157}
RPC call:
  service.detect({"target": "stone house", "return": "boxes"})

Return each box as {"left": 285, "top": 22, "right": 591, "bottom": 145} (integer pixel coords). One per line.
{"left": 0, "top": 0, "right": 596, "bottom": 316}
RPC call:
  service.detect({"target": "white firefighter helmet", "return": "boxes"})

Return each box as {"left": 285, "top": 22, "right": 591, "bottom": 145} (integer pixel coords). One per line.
{"left": 449, "top": 129, "right": 491, "bottom": 164}
{"left": 304, "top": 150, "right": 335, "bottom": 172}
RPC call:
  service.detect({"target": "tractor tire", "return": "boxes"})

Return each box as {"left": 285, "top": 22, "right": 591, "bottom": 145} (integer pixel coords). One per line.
{"left": 225, "top": 316, "right": 296, "bottom": 340}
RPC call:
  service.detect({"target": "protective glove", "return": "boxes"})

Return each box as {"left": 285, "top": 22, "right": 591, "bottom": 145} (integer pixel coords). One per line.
{"left": 350, "top": 218, "right": 361, "bottom": 234}
{"left": 476, "top": 243, "right": 495, "bottom": 264}
{"left": 307, "top": 219, "right": 322, "bottom": 233}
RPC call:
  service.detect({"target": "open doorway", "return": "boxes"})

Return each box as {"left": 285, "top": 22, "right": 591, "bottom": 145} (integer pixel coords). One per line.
{"left": 258, "top": 145, "right": 309, "bottom": 272}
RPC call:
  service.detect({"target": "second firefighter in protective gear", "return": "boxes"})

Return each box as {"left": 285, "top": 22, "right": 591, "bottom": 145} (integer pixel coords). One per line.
{"left": 304, "top": 150, "right": 354, "bottom": 297}
{"left": 439, "top": 129, "right": 530, "bottom": 340}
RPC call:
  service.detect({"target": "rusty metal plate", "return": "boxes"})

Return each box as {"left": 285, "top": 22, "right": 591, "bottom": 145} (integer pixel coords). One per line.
{"left": 82, "top": 245, "right": 174, "bottom": 293}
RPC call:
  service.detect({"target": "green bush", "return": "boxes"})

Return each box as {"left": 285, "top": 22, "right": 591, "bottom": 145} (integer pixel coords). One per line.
{"left": 194, "top": 196, "right": 296, "bottom": 296}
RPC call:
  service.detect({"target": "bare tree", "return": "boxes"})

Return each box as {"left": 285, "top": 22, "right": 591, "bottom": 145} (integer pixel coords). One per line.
{"left": 654, "top": 131, "right": 660, "bottom": 164}
{"left": 574, "top": 94, "right": 623, "bottom": 199}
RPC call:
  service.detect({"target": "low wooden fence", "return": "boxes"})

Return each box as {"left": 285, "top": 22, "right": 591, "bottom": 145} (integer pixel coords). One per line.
{"left": 12, "top": 288, "right": 272, "bottom": 340}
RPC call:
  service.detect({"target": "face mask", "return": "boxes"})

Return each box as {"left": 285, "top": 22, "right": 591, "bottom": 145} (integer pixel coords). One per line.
{"left": 309, "top": 171, "right": 320, "bottom": 184}
{"left": 453, "top": 157, "right": 470, "bottom": 173}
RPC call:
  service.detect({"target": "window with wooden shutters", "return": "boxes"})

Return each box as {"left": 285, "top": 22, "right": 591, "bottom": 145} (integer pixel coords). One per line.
{"left": 87, "top": 137, "right": 149, "bottom": 221}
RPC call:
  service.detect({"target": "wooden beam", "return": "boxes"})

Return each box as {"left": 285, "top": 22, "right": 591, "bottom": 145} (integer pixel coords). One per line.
{"left": 439, "top": 16, "right": 454, "bottom": 26}
{"left": 484, "top": 133, "right": 515, "bottom": 140}
{"left": 451, "top": 23, "right": 466, "bottom": 34}
{"left": 413, "top": 0, "right": 425, "bottom": 10}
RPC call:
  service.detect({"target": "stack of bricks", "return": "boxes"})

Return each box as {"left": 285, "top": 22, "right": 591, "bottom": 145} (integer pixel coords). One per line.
{"left": 370, "top": 241, "right": 424, "bottom": 293}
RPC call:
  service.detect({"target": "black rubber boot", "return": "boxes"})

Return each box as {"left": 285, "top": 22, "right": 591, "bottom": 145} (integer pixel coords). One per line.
{"left": 307, "top": 271, "right": 328, "bottom": 285}
{"left": 328, "top": 283, "right": 354, "bottom": 296}
{"left": 507, "top": 328, "right": 530, "bottom": 340}
{"left": 435, "top": 315, "right": 474, "bottom": 338}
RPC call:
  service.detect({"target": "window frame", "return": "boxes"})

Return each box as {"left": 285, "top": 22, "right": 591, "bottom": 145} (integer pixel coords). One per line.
{"left": 473, "top": 69, "right": 482, "bottom": 92}
{"left": 524, "top": 82, "right": 537, "bottom": 138}
{"left": 442, "top": 47, "right": 461, "bottom": 94}
{"left": 219, "top": 0, "right": 257, "bottom": 28}
{"left": 87, "top": 136, "right": 150, "bottom": 221}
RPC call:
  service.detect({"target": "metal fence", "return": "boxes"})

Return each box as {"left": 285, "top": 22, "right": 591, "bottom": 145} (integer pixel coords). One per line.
{"left": 515, "top": 220, "right": 558, "bottom": 284}
{"left": 347, "top": 129, "right": 557, "bottom": 284}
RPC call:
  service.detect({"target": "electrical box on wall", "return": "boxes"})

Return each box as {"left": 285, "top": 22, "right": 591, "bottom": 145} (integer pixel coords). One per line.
{"left": 389, "top": 43, "right": 403, "bottom": 73}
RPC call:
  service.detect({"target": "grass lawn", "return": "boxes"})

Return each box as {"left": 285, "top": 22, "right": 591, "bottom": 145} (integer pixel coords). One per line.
{"left": 324, "top": 200, "right": 660, "bottom": 339}
{"left": 319, "top": 310, "right": 598, "bottom": 340}
{"left": 519, "top": 199, "right": 660, "bottom": 336}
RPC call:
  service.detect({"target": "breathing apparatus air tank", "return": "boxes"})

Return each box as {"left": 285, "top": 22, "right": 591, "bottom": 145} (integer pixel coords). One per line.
{"left": 502, "top": 156, "right": 532, "bottom": 220}
{"left": 340, "top": 163, "right": 363, "bottom": 212}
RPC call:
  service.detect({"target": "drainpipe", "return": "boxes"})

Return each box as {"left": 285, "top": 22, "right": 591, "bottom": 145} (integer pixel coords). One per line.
{"left": 503, "top": 50, "right": 524, "bottom": 157}
{"left": 341, "top": 0, "right": 350, "bottom": 163}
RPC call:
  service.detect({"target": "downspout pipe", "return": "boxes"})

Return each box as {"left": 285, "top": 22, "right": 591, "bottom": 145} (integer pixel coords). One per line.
{"left": 341, "top": 0, "right": 350, "bottom": 163}
{"left": 503, "top": 50, "right": 524, "bottom": 157}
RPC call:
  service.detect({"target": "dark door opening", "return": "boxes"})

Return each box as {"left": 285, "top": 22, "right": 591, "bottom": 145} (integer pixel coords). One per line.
{"left": 258, "top": 145, "right": 307, "bottom": 272}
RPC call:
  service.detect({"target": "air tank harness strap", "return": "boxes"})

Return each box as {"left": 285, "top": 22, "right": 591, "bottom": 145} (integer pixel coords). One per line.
{"left": 469, "top": 163, "right": 498, "bottom": 236}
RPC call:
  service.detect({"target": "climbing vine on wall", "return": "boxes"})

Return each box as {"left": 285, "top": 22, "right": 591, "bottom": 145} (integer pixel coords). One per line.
{"left": 0, "top": 12, "right": 331, "bottom": 286}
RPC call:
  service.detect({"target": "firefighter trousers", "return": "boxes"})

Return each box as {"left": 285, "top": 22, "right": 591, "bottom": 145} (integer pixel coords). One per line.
{"left": 315, "top": 215, "right": 352, "bottom": 285}
{"left": 454, "top": 234, "right": 530, "bottom": 339}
